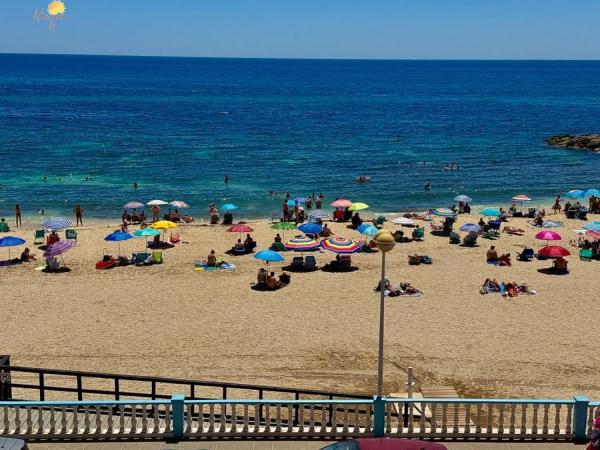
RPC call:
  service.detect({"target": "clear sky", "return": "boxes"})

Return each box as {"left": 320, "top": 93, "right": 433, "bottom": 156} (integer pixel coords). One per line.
{"left": 1, "top": 0, "right": 599, "bottom": 59}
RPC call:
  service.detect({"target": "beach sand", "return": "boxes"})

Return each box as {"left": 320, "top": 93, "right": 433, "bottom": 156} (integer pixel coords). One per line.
{"left": 1, "top": 211, "right": 599, "bottom": 400}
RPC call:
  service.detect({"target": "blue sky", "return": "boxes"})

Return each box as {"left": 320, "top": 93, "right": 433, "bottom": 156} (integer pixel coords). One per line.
{"left": 1, "top": 0, "right": 599, "bottom": 59}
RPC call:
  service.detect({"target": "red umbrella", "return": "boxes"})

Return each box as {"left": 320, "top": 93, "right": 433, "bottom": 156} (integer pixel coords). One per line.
{"left": 227, "top": 224, "right": 254, "bottom": 233}
{"left": 539, "top": 245, "right": 571, "bottom": 258}
{"left": 331, "top": 199, "right": 352, "bottom": 208}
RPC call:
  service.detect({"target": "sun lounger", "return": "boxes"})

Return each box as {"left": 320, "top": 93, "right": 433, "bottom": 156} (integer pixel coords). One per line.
{"left": 580, "top": 248, "right": 593, "bottom": 261}
{"left": 34, "top": 229, "right": 45, "bottom": 244}
{"left": 291, "top": 256, "right": 305, "bottom": 270}
{"left": 134, "top": 252, "right": 149, "bottom": 266}
{"left": 305, "top": 255, "right": 317, "bottom": 271}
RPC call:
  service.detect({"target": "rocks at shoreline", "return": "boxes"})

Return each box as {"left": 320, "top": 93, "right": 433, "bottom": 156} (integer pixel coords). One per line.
{"left": 546, "top": 134, "right": 600, "bottom": 152}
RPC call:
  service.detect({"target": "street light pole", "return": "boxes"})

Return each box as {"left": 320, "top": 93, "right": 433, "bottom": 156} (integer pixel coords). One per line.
{"left": 374, "top": 229, "right": 396, "bottom": 398}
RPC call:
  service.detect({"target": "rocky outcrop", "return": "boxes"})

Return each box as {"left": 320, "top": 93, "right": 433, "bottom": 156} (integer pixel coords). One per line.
{"left": 546, "top": 134, "right": 600, "bottom": 152}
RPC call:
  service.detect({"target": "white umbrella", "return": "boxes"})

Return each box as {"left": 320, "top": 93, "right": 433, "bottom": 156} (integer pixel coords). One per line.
{"left": 392, "top": 217, "right": 415, "bottom": 226}
{"left": 147, "top": 200, "right": 168, "bottom": 206}
{"left": 169, "top": 200, "right": 189, "bottom": 208}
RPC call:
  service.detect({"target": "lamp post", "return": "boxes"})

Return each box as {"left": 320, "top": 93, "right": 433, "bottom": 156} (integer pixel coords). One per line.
{"left": 374, "top": 229, "right": 396, "bottom": 397}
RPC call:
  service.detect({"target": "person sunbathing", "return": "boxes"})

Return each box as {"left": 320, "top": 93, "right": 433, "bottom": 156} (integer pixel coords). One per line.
{"left": 553, "top": 257, "right": 568, "bottom": 273}
{"left": 486, "top": 246, "right": 498, "bottom": 262}
{"left": 274, "top": 233, "right": 282, "bottom": 243}
{"left": 207, "top": 250, "right": 217, "bottom": 267}
{"left": 266, "top": 272, "right": 282, "bottom": 290}
{"left": 375, "top": 278, "right": 402, "bottom": 296}
{"left": 320, "top": 224, "right": 332, "bottom": 237}
{"left": 499, "top": 253, "right": 512, "bottom": 266}
{"left": 503, "top": 226, "right": 524, "bottom": 235}
{"left": 20, "top": 247, "right": 36, "bottom": 262}
{"left": 399, "top": 282, "right": 420, "bottom": 295}
{"left": 482, "top": 278, "right": 500, "bottom": 292}
{"left": 505, "top": 282, "right": 519, "bottom": 298}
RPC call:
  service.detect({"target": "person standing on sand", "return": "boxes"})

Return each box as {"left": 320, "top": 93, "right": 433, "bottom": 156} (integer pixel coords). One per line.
{"left": 151, "top": 204, "right": 161, "bottom": 222}
{"left": 552, "top": 195, "right": 562, "bottom": 214}
{"left": 15, "top": 204, "right": 22, "bottom": 227}
{"left": 74, "top": 204, "right": 83, "bottom": 226}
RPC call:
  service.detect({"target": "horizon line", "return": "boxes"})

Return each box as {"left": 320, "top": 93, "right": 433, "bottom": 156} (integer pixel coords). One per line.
{"left": 2, "top": 51, "right": 600, "bottom": 62}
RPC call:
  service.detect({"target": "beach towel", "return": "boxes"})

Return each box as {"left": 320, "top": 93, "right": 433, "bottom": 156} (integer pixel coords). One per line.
{"left": 194, "top": 262, "right": 235, "bottom": 272}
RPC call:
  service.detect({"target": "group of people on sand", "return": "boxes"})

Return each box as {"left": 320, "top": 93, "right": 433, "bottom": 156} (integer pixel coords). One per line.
{"left": 375, "top": 278, "right": 421, "bottom": 297}
{"left": 486, "top": 246, "right": 512, "bottom": 266}
{"left": 481, "top": 278, "right": 536, "bottom": 297}
{"left": 232, "top": 234, "right": 257, "bottom": 254}
{"left": 256, "top": 268, "right": 290, "bottom": 290}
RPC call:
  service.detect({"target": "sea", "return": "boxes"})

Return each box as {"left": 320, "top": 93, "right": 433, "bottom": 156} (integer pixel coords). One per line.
{"left": 1, "top": 54, "right": 600, "bottom": 220}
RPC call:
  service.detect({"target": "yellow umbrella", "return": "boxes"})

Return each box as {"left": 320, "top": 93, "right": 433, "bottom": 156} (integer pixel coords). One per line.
{"left": 348, "top": 202, "right": 369, "bottom": 212}
{"left": 150, "top": 220, "right": 177, "bottom": 230}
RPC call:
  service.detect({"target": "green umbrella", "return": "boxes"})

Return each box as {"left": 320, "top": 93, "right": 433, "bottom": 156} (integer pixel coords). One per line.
{"left": 271, "top": 221, "right": 297, "bottom": 239}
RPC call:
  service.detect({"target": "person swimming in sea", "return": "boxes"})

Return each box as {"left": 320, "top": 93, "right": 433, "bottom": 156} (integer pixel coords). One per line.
{"left": 424, "top": 182, "right": 432, "bottom": 191}
{"left": 224, "top": 175, "right": 229, "bottom": 183}
{"left": 133, "top": 182, "right": 138, "bottom": 189}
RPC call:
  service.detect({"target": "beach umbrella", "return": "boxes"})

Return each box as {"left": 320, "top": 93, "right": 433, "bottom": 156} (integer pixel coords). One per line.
{"left": 459, "top": 223, "right": 481, "bottom": 233}
{"left": 480, "top": 207, "right": 501, "bottom": 217}
{"left": 133, "top": 228, "right": 160, "bottom": 251}
{"left": 430, "top": 208, "right": 457, "bottom": 218}
{"left": 357, "top": 224, "right": 378, "bottom": 237}
{"left": 123, "top": 201, "right": 144, "bottom": 210}
{"left": 298, "top": 223, "right": 323, "bottom": 235}
{"left": 271, "top": 221, "right": 296, "bottom": 239}
{"left": 43, "top": 240, "right": 76, "bottom": 258}
{"left": 392, "top": 217, "right": 415, "bottom": 226}
{"left": 221, "top": 203, "right": 239, "bottom": 211}
{"left": 169, "top": 200, "right": 189, "bottom": 209}
{"left": 41, "top": 217, "right": 72, "bottom": 231}
{"left": 227, "top": 224, "right": 253, "bottom": 233}
{"left": 254, "top": 249, "right": 284, "bottom": 265}
{"left": 147, "top": 200, "right": 168, "bottom": 206}
{"left": 348, "top": 202, "right": 369, "bottom": 212}
{"left": 585, "top": 189, "right": 600, "bottom": 197}
{"left": 321, "top": 236, "right": 361, "bottom": 254}
{"left": 284, "top": 236, "right": 320, "bottom": 251}
{"left": 454, "top": 195, "right": 472, "bottom": 203}
{"left": 583, "top": 222, "right": 600, "bottom": 232}
{"left": 565, "top": 190, "right": 585, "bottom": 199}
{"left": 287, "top": 198, "right": 306, "bottom": 207}
{"left": 0, "top": 236, "right": 26, "bottom": 259}
{"left": 535, "top": 230, "right": 561, "bottom": 246}
{"left": 512, "top": 194, "right": 532, "bottom": 202}
{"left": 539, "top": 245, "right": 571, "bottom": 258}
{"left": 104, "top": 231, "right": 132, "bottom": 256}
{"left": 295, "top": 197, "right": 307, "bottom": 203}
{"left": 586, "top": 230, "right": 600, "bottom": 240}
{"left": 309, "top": 209, "right": 330, "bottom": 219}
{"left": 151, "top": 220, "right": 177, "bottom": 230}
{"left": 330, "top": 199, "right": 352, "bottom": 208}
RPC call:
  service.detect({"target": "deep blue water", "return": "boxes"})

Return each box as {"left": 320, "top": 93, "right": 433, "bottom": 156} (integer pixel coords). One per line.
{"left": 1, "top": 54, "right": 600, "bottom": 219}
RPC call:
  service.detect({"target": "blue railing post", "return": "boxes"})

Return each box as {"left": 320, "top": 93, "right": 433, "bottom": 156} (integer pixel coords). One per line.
{"left": 171, "top": 394, "right": 185, "bottom": 440}
{"left": 373, "top": 395, "right": 385, "bottom": 437}
{"left": 573, "top": 395, "right": 590, "bottom": 442}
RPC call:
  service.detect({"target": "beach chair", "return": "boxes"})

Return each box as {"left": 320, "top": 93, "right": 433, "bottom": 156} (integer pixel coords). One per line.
{"left": 305, "top": 255, "right": 317, "bottom": 271}
{"left": 518, "top": 248, "right": 535, "bottom": 261}
{"left": 291, "top": 256, "right": 305, "bottom": 271}
{"left": 134, "top": 252, "right": 149, "bottom": 266}
{"left": 0, "top": 222, "right": 9, "bottom": 233}
{"left": 578, "top": 209, "right": 588, "bottom": 221}
{"left": 340, "top": 255, "right": 352, "bottom": 271}
{"left": 34, "top": 229, "right": 45, "bottom": 244}
{"left": 152, "top": 251, "right": 163, "bottom": 264}
{"left": 449, "top": 232, "right": 460, "bottom": 244}
{"left": 412, "top": 227, "right": 425, "bottom": 241}
{"left": 580, "top": 248, "right": 593, "bottom": 261}
{"left": 65, "top": 229, "right": 77, "bottom": 241}
{"left": 270, "top": 242, "right": 285, "bottom": 252}
{"left": 488, "top": 220, "right": 501, "bottom": 231}
{"left": 373, "top": 216, "right": 386, "bottom": 226}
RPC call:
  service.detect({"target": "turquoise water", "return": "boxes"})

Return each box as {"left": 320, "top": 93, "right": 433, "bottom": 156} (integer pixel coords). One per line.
{"left": 1, "top": 54, "right": 600, "bottom": 219}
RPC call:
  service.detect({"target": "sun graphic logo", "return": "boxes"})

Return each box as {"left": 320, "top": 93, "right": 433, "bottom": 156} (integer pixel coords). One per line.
{"left": 33, "top": 0, "right": 67, "bottom": 30}
{"left": 47, "top": 1, "right": 66, "bottom": 16}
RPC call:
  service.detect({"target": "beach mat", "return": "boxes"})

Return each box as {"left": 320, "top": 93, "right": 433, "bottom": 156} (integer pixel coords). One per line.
{"left": 194, "top": 262, "right": 235, "bottom": 272}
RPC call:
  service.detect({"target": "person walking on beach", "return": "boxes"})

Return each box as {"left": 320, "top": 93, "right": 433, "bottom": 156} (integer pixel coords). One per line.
{"left": 552, "top": 195, "right": 562, "bottom": 214}
{"left": 74, "top": 204, "right": 83, "bottom": 226}
{"left": 15, "top": 204, "right": 22, "bottom": 227}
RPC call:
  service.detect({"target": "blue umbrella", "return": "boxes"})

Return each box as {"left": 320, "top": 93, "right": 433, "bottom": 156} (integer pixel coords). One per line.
{"left": 480, "top": 207, "right": 501, "bottom": 217}
{"left": 459, "top": 223, "right": 481, "bottom": 233}
{"left": 287, "top": 199, "right": 305, "bottom": 207}
{"left": 454, "top": 195, "right": 472, "bottom": 203}
{"left": 583, "top": 222, "right": 600, "bottom": 232}
{"left": 41, "top": 217, "right": 72, "bottom": 231}
{"left": 565, "top": 190, "right": 585, "bottom": 199}
{"left": 254, "top": 249, "right": 284, "bottom": 264}
{"left": 105, "top": 231, "right": 132, "bottom": 256}
{"left": 298, "top": 223, "right": 323, "bottom": 235}
{"left": 585, "top": 189, "right": 600, "bottom": 197}
{"left": 221, "top": 203, "right": 238, "bottom": 211}
{"left": 0, "top": 236, "right": 26, "bottom": 259}
{"left": 295, "top": 197, "right": 307, "bottom": 203}
{"left": 357, "top": 224, "right": 378, "bottom": 237}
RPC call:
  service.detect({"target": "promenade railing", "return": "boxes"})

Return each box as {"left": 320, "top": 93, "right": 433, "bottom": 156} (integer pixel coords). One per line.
{"left": 0, "top": 395, "right": 594, "bottom": 442}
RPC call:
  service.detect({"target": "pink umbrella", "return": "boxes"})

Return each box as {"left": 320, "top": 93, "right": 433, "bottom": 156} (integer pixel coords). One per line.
{"left": 227, "top": 224, "right": 254, "bottom": 233}
{"left": 535, "top": 230, "right": 561, "bottom": 245}
{"left": 330, "top": 199, "right": 352, "bottom": 208}
{"left": 586, "top": 230, "right": 600, "bottom": 240}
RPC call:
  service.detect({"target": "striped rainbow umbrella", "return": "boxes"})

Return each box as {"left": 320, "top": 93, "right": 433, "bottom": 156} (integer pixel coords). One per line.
{"left": 309, "top": 209, "right": 330, "bottom": 219}
{"left": 284, "top": 236, "right": 320, "bottom": 251}
{"left": 321, "top": 236, "right": 361, "bottom": 254}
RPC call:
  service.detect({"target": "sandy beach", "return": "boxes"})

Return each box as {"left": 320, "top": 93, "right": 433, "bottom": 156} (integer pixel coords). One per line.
{"left": 2, "top": 209, "right": 599, "bottom": 401}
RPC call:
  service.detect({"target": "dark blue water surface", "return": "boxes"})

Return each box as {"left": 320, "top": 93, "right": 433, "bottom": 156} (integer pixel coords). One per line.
{"left": 1, "top": 54, "right": 600, "bottom": 218}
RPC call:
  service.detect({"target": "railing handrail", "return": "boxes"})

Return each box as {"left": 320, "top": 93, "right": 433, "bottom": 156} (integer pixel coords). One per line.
{"left": 0, "top": 364, "right": 368, "bottom": 399}
{"left": 184, "top": 398, "right": 372, "bottom": 405}
{"left": 0, "top": 399, "right": 170, "bottom": 407}
{"left": 385, "top": 397, "right": 577, "bottom": 405}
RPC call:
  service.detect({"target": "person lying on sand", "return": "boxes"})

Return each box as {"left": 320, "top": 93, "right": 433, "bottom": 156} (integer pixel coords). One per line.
{"left": 499, "top": 253, "right": 512, "bottom": 267}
